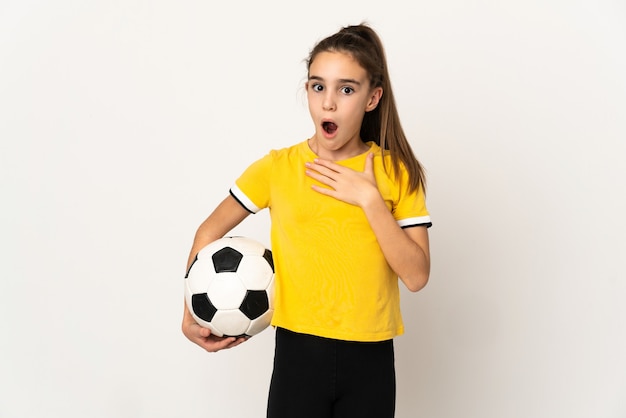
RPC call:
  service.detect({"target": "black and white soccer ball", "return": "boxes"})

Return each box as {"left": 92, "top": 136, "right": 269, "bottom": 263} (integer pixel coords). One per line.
{"left": 184, "top": 236, "right": 275, "bottom": 337}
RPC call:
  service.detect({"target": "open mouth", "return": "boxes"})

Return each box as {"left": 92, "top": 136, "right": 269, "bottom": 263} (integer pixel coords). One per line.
{"left": 322, "top": 121, "right": 338, "bottom": 134}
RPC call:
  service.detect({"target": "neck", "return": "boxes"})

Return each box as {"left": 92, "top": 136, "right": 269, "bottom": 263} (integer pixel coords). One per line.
{"left": 308, "top": 137, "right": 369, "bottom": 161}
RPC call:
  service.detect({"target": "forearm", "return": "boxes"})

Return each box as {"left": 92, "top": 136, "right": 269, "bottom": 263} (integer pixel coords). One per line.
{"left": 187, "top": 223, "right": 225, "bottom": 270}
{"left": 182, "top": 299, "right": 196, "bottom": 328}
{"left": 185, "top": 195, "right": 250, "bottom": 270}
{"left": 361, "top": 197, "right": 430, "bottom": 292}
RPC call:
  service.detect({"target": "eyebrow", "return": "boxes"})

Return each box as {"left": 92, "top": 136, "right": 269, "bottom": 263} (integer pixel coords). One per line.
{"left": 308, "top": 75, "right": 362, "bottom": 86}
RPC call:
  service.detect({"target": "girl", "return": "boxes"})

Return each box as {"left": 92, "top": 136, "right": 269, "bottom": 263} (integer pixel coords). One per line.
{"left": 182, "top": 23, "right": 431, "bottom": 418}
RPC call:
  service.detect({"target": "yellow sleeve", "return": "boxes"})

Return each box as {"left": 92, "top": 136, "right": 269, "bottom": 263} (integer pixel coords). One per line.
{"left": 392, "top": 164, "right": 432, "bottom": 228}
{"left": 230, "top": 152, "right": 273, "bottom": 214}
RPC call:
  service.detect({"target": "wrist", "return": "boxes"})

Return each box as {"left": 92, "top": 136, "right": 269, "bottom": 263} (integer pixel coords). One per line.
{"left": 360, "top": 188, "right": 385, "bottom": 212}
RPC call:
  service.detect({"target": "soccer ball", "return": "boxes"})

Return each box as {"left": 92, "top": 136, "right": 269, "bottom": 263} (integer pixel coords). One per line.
{"left": 184, "top": 236, "right": 275, "bottom": 337}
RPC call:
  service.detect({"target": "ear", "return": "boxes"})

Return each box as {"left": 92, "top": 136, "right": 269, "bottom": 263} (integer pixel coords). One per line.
{"left": 365, "top": 87, "right": 383, "bottom": 112}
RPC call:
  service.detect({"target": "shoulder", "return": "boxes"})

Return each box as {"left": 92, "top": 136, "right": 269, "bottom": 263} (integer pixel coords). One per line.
{"left": 256, "top": 140, "right": 310, "bottom": 169}
{"left": 368, "top": 142, "right": 405, "bottom": 180}
{"left": 244, "top": 140, "right": 307, "bottom": 166}
{"left": 367, "top": 142, "right": 394, "bottom": 165}
{"left": 242, "top": 140, "right": 308, "bottom": 176}
{"left": 268, "top": 140, "right": 308, "bottom": 159}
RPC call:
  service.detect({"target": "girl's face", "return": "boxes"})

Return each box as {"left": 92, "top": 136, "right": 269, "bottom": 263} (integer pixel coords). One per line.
{"left": 306, "top": 51, "right": 382, "bottom": 161}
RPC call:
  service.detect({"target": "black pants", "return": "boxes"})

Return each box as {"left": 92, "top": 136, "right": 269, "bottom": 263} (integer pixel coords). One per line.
{"left": 267, "top": 327, "right": 396, "bottom": 418}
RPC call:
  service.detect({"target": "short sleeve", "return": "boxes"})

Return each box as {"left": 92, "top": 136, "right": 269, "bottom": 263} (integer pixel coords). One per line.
{"left": 392, "top": 166, "right": 432, "bottom": 229}
{"left": 230, "top": 152, "right": 273, "bottom": 214}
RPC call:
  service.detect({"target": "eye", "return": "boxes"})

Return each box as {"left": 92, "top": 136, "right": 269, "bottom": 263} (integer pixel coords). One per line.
{"left": 340, "top": 86, "right": 354, "bottom": 95}
{"left": 311, "top": 83, "right": 324, "bottom": 92}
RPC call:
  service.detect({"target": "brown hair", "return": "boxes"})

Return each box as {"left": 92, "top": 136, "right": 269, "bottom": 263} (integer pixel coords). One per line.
{"left": 306, "top": 23, "right": 426, "bottom": 193}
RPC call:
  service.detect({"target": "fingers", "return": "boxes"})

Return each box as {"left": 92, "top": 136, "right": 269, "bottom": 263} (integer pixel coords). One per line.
{"left": 305, "top": 161, "right": 340, "bottom": 191}
{"left": 226, "top": 337, "right": 249, "bottom": 349}
{"left": 185, "top": 322, "right": 247, "bottom": 353}
{"left": 198, "top": 334, "right": 248, "bottom": 352}
{"left": 305, "top": 155, "right": 374, "bottom": 188}
{"left": 200, "top": 336, "right": 241, "bottom": 352}
{"left": 305, "top": 169, "right": 335, "bottom": 189}
{"left": 306, "top": 154, "right": 374, "bottom": 176}
{"left": 305, "top": 159, "right": 341, "bottom": 180}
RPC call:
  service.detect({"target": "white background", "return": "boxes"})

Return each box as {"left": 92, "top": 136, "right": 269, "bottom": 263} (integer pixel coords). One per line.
{"left": 1, "top": 1, "right": 625, "bottom": 417}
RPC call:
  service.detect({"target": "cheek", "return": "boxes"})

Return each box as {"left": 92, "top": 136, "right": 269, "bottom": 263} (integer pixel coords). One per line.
{"left": 307, "top": 94, "right": 322, "bottom": 113}
{"left": 350, "top": 100, "right": 370, "bottom": 118}
{"left": 307, "top": 98, "right": 316, "bottom": 115}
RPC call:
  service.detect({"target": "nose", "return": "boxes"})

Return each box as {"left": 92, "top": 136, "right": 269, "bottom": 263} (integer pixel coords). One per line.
{"left": 322, "top": 93, "right": 336, "bottom": 111}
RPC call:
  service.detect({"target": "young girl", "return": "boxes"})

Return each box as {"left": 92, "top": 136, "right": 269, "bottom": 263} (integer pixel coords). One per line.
{"left": 182, "top": 23, "right": 431, "bottom": 418}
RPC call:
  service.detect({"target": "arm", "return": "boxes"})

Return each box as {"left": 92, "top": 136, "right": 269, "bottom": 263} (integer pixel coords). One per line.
{"left": 358, "top": 196, "right": 430, "bottom": 292}
{"left": 182, "top": 195, "right": 252, "bottom": 351}
{"left": 305, "top": 153, "right": 430, "bottom": 292}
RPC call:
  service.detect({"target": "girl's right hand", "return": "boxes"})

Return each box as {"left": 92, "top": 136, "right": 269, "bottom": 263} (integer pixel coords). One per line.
{"left": 182, "top": 321, "right": 247, "bottom": 352}
{"left": 182, "top": 301, "right": 247, "bottom": 352}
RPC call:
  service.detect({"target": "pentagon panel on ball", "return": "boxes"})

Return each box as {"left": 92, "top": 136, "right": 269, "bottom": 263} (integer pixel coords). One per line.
{"left": 184, "top": 236, "right": 275, "bottom": 337}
